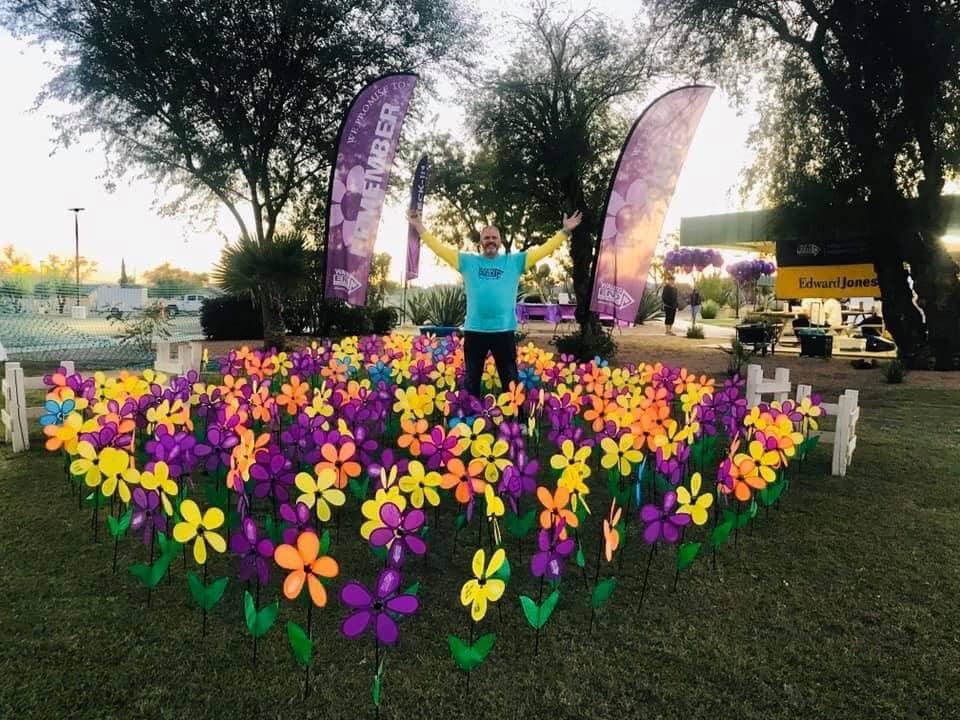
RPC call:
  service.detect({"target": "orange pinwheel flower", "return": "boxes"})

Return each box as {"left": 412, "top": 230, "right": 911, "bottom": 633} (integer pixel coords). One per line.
{"left": 398, "top": 417, "right": 431, "bottom": 456}
{"left": 440, "top": 458, "right": 487, "bottom": 505}
{"left": 603, "top": 501, "right": 623, "bottom": 563}
{"left": 276, "top": 376, "right": 309, "bottom": 415}
{"left": 315, "top": 441, "right": 361, "bottom": 489}
{"left": 274, "top": 531, "right": 339, "bottom": 607}
{"left": 537, "top": 485, "right": 578, "bottom": 530}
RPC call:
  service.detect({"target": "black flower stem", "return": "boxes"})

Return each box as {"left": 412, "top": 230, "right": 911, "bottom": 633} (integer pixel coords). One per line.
{"left": 147, "top": 530, "right": 156, "bottom": 609}
{"left": 574, "top": 527, "right": 589, "bottom": 591}
{"left": 112, "top": 501, "right": 122, "bottom": 574}
{"left": 534, "top": 574, "right": 544, "bottom": 655}
{"left": 92, "top": 490, "right": 100, "bottom": 543}
{"left": 637, "top": 542, "right": 656, "bottom": 611}
{"left": 201, "top": 561, "right": 208, "bottom": 638}
{"left": 466, "top": 621, "right": 473, "bottom": 693}
{"left": 304, "top": 602, "right": 313, "bottom": 699}
{"left": 673, "top": 527, "right": 686, "bottom": 592}
{"left": 252, "top": 577, "right": 260, "bottom": 666}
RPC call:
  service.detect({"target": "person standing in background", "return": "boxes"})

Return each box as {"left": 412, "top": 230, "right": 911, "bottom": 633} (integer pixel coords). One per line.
{"left": 662, "top": 275, "right": 678, "bottom": 335}
{"left": 689, "top": 286, "right": 702, "bottom": 326}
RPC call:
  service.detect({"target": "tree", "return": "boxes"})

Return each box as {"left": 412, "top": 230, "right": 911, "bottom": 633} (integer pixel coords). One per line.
{"left": 367, "top": 252, "right": 400, "bottom": 310}
{"left": 417, "top": 133, "right": 551, "bottom": 253}
{"left": 467, "top": 1, "right": 651, "bottom": 326}
{"left": 119, "top": 258, "right": 132, "bottom": 287}
{"left": 652, "top": 0, "right": 960, "bottom": 369}
{"left": 37, "top": 253, "right": 98, "bottom": 313}
{"left": 212, "top": 232, "right": 310, "bottom": 344}
{"left": 3, "top": 0, "right": 474, "bottom": 347}
{"left": 141, "top": 263, "right": 208, "bottom": 298}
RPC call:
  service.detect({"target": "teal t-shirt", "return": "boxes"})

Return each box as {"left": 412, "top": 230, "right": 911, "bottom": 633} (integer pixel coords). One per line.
{"left": 458, "top": 251, "right": 527, "bottom": 332}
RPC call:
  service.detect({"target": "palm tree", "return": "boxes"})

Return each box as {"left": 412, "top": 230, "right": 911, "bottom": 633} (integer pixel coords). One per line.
{"left": 212, "top": 232, "right": 309, "bottom": 348}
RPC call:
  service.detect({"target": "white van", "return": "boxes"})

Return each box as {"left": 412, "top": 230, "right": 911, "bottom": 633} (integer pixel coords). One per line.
{"left": 165, "top": 293, "right": 208, "bottom": 317}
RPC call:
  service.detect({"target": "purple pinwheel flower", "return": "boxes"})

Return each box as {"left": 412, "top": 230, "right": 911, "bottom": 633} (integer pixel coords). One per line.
{"left": 531, "top": 521, "right": 576, "bottom": 580}
{"left": 249, "top": 445, "right": 296, "bottom": 503}
{"left": 420, "top": 426, "right": 459, "bottom": 471}
{"left": 279, "top": 502, "right": 314, "bottom": 545}
{"left": 130, "top": 488, "right": 167, "bottom": 545}
{"left": 693, "top": 395, "right": 720, "bottom": 437}
{"left": 640, "top": 491, "right": 691, "bottom": 544}
{"left": 229, "top": 517, "right": 275, "bottom": 585}
{"left": 369, "top": 449, "right": 408, "bottom": 485}
{"left": 196, "top": 414, "right": 242, "bottom": 472}
{"left": 655, "top": 442, "right": 690, "bottom": 485}
{"left": 369, "top": 503, "right": 427, "bottom": 567}
{"left": 340, "top": 568, "right": 419, "bottom": 645}
{"left": 497, "top": 420, "right": 525, "bottom": 459}
{"left": 146, "top": 425, "right": 203, "bottom": 480}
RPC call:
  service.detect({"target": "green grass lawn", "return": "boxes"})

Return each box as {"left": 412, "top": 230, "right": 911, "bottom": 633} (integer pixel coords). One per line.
{"left": 2, "top": 387, "right": 960, "bottom": 719}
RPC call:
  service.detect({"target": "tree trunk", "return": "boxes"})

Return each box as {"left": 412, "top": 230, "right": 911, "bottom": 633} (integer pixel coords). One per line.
{"left": 260, "top": 288, "right": 286, "bottom": 350}
{"left": 904, "top": 236, "right": 960, "bottom": 370}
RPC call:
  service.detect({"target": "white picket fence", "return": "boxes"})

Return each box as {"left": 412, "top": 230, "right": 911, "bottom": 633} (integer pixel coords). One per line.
{"left": 745, "top": 363, "right": 860, "bottom": 476}
{"left": 1, "top": 342, "right": 203, "bottom": 454}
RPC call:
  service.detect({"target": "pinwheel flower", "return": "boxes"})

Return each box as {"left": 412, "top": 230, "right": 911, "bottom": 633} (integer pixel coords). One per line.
{"left": 398, "top": 460, "right": 443, "bottom": 508}
{"left": 70, "top": 443, "right": 138, "bottom": 502}
{"left": 537, "top": 485, "right": 578, "bottom": 530}
{"left": 676, "top": 472, "right": 714, "bottom": 526}
{"left": 340, "top": 568, "right": 419, "bottom": 645}
{"left": 550, "top": 439, "right": 592, "bottom": 486}
{"left": 173, "top": 499, "right": 226, "bottom": 564}
{"left": 600, "top": 433, "right": 643, "bottom": 476}
{"left": 39, "top": 398, "right": 75, "bottom": 427}
{"left": 368, "top": 502, "right": 427, "bottom": 567}
{"left": 274, "top": 530, "right": 339, "bottom": 607}
{"left": 130, "top": 488, "right": 167, "bottom": 545}
{"left": 139, "top": 460, "right": 179, "bottom": 516}
{"left": 279, "top": 502, "right": 314, "bottom": 544}
{"left": 460, "top": 548, "right": 507, "bottom": 622}
{"left": 295, "top": 467, "right": 347, "bottom": 522}
{"left": 603, "top": 502, "right": 622, "bottom": 563}
{"left": 531, "top": 521, "right": 575, "bottom": 580}
{"left": 639, "top": 491, "right": 690, "bottom": 544}
{"left": 230, "top": 517, "right": 275, "bottom": 585}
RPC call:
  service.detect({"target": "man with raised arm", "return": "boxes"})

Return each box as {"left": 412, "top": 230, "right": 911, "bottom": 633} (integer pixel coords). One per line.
{"left": 406, "top": 209, "right": 583, "bottom": 398}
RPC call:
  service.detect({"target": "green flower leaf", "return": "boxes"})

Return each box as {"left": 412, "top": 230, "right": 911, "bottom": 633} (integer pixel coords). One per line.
{"left": 711, "top": 521, "right": 735, "bottom": 549}
{"left": 490, "top": 556, "right": 511, "bottom": 586}
{"left": 372, "top": 657, "right": 385, "bottom": 706}
{"left": 676, "top": 542, "right": 701, "bottom": 571}
{"left": 319, "top": 529, "right": 331, "bottom": 556}
{"left": 204, "top": 482, "right": 228, "bottom": 510}
{"left": 265, "top": 515, "right": 284, "bottom": 545}
{"left": 403, "top": 581, "right": 421, "bottom": 597}
{"left": 447, "top": 632, "right": 496, "bottom": 671}
{"left": 244, "top": 591, "right": 279, "bottom": 638}
{"left": 107, "top": 508, "right": 133, "bottom": 538}
{"left": 505, "top": 508, "right": 536, "bottom": 539}
{"left": 760, "top": 478, "right": 787, "bottom": 507}
{"left": 798, "top": 434, "right": 820, "bottom": 459}
{"left": 454, "top": 512, "right": 467, "bottom": 530}
{"left": 156, "top": 532, "right": 180, "bottom": 561}
{"left": 519, "top": 590, "right": 560, "bottom": 629}
{"left": 575, "top": 545, "right": 585, "bottom": 568}
{"left": 348, "top": 476, "right": 370, "bottom": 502}
{"left": 590, "top": 577, "right": 617, "bottom": 609}
{"left": 286, "top": 621, "right": 312, "bottom": 667}
{"left": 187, "top": 572, "right": 228, "bottom": 610}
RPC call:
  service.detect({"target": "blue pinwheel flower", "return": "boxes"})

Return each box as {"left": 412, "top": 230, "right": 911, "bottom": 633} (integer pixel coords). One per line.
{"left": 39, "top": 398, "right": 75, "bottom": 427}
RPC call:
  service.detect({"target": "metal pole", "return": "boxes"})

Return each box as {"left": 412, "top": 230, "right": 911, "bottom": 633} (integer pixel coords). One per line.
{"left": 68, "top": 208, "right": 85, "bottom": 307}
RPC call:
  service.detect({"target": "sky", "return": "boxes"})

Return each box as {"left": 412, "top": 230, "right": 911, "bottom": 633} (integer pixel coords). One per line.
{"left": 0, "top": 1, "right": 760, "bottom": 287}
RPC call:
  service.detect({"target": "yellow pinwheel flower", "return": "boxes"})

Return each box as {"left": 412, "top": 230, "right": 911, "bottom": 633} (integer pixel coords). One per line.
{"left": 295, "top": 467, "right": 346, "bottom": 522}
{"left": 550, "top": 439, "right": 591, "bottom": 485}
{"left": 398, "top": 460, "right": 443, "bottom": 508}
{"left": 360, "top": 486, "right": 407, "bottom": 540}
{"left": 172, "top": 500, "right": 226, "bottom": 565}
{"left": 733, "top": 440, "right": 781, "bottom": 486}
{"left": 600, "top": 433, "right": 643, "bottom": 476}
{"left": 69, "top": 442, "right": 138, "bottom": 502}
{"left": 140, "top": 461, "right": 179, "bottom": 516}
{"left": 676, "top": 472, "right": 714, "bottom": 526}
{"left": 470, "top": 436, "right": 511, "bottom": 483}
{"left": 460, "top": 548, "right": 506, "bottom": 622}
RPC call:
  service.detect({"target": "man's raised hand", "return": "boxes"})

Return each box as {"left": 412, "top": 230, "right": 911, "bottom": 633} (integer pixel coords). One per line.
{"left": 562, "top": 210, "right": 583, "bottom": 233}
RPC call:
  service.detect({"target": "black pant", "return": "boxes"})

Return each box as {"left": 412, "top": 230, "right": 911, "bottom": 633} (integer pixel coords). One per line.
{"left": 463, "top": 331, "right": 518, "bottom": 399}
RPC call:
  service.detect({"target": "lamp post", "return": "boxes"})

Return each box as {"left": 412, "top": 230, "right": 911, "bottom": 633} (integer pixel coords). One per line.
{"left": 67, "top": 208, "right": 85, "bottom": 307}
